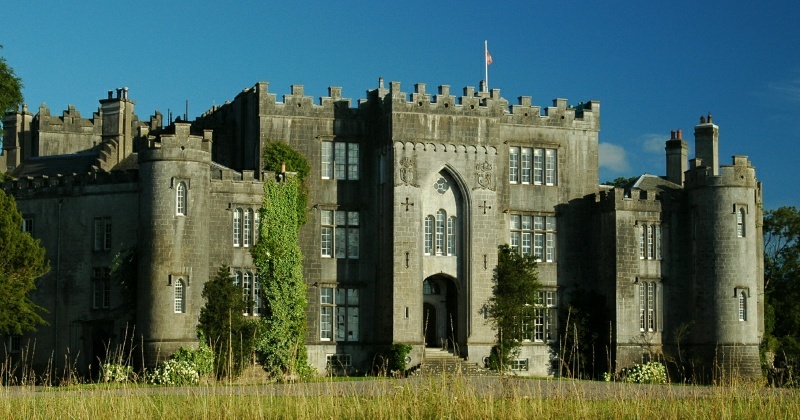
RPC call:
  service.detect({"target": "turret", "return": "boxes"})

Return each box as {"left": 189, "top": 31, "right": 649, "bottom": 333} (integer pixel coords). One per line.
{"left": 665, "top": 129, "right": 688, "bottom": 185}
{"left": 137, "top": 123, "right": 213, "bottom": 365}
{"left": 694, "top": 113, "right": 719, "bottom": 175}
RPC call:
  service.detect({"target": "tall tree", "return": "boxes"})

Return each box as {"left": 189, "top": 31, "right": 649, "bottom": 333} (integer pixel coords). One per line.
{"left": 0, "top": 189, "right": 49, "bottom": 335}
{"left": 763, "top": 206, "right": 800, "bottom": 357}
{"left": 485, "top": 244, "right": 541, "bottom": 370}
{"left": 0, "top": 45, "right": 23, "bottom": 114}
{"left": 197, "top": 265, "right": 255, "bottom": 379}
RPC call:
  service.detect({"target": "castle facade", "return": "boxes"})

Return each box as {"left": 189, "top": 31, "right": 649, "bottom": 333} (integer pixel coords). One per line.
{"left": 1, "top": 80, "right": 763, "bottom": 379}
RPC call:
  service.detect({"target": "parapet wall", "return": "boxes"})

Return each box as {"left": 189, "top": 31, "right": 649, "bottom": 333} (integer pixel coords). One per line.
{"left": 685, "top": 155, "right": 757, "bottom": 190}
{"left": 596, "top": 188, "right": 664, "bottom": 213}
{"left": 2, "top": 170, "right": 139, "bottom": 198}
{"left": 201, "top": 79, "right": 600, "bottom": 131}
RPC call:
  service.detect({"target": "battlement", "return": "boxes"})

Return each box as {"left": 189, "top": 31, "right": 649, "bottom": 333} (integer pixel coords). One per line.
{"left": 597, "top": 186, "right": 663, "bottom": 212}
{"left": 200, "top": 79, "right": 600, "bottom": 130}
{"left": 2, "top": 169, "right": 139, "bottom": 198}
{"left": 685, "top": 155, "right": 757, "bottom": 190}
{"left": 139, "top": 123, "right": 212, "bottom": 163}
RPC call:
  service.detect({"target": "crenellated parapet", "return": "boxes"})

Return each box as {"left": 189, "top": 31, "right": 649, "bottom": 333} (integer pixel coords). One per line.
{"left": 199, "top": 79, "right": 600, "bottom": 131}
{"left": 596, "top": 187, "right": 663, "bottom": 213}
{"left": 139, "top": 123, "right": 212, "bottom": 164}
{"left": 685, "top": 155, "right": 758, "bottom": 190}
{"left": 2, "top": 169, "right": 139, "bottom": 198}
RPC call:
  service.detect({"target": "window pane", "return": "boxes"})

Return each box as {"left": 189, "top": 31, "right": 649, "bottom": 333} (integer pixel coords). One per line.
{"left": 509, "top": 147, "right": 519, "bottom": 183}
{"left": 334, "top": 143, "right": 347, "bottom": 179}
{"left": 424, "top": 216, "right": 433, "bottom": 255}
{"left": 321, "top": 227, "right": 333, "bottom": 257}
{"left": 233, "top": 210, "right": 241, "bottom": 247}
{"left": 521, "top": 148, "right": 531, "bottom": 184}
{"left": 545, "top": 149, "right": 557, "bottom": 185}
{"left": 348, "top": 307, "right": 359, "bottom": 341}
{"left": 321, "top": 142, "right": 333, "bottom": 179}
{"left": 347, "top": 227, "right": 359, "bottom": 259}
{"left": 348, "top": 143, "right": 359, "bottom": 180}
{"left": 335, "top": 228, "right": 346, "bottom": 258}
{"left": 533, "top": 149, "right": 543, "bottom": 185}
{"left": 320, "top": 288, "right": 333, "bottom": 304}
{"left": 320, "top": 307, "right": 332, "bottom": 340}
{"left": 447, "top": 216, "right": 456, "bottom": 256}
{"left": 336, "top": 306, "right": 346, "bottom": 341}
{"left": 243, "top": 210, "right": 251, "bottom": 247}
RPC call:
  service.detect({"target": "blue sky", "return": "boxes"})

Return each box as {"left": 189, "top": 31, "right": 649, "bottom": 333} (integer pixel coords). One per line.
{"left": 2, "top": 0, "right": 799, "bottom": 209}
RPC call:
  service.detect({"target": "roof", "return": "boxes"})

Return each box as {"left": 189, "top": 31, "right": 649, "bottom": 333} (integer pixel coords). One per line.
{"left": 12, "top": 152, "right": 99, "bottom": 177}
{"left": 631, "top": 174, "right": 682, "bottom": 193}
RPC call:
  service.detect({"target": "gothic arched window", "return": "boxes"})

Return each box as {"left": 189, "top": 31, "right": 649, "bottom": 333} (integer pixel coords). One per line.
{"left": 176, "top": 182, "right": 187, "bottom": 216}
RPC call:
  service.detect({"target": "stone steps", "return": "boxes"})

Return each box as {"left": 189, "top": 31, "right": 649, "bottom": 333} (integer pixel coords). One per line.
{"left": 416, "top": 348, "right": 495, "bottom": 376}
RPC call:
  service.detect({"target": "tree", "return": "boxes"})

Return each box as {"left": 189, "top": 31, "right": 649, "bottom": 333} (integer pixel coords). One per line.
{"left": 763, "top": 207, "right": 800, "bottom": 353}
{"left": 0, "top": 45, "right": 24, "bottom": 150}
{"left": 197, "top": 265, "right": 256, "bottom": 379}
{"left": 485, "top": 244, "right": 541, "bottom": 370}
{"left": 602, "top": 176, "right": 639, "bottom": 187}
{"left": 0, "top": 189, "right": 49, "bottom": 335}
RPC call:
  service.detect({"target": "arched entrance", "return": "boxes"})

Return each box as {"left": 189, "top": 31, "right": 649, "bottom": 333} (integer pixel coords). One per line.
{"left": 422, "top": 276, "right": 459, "bottom": 350}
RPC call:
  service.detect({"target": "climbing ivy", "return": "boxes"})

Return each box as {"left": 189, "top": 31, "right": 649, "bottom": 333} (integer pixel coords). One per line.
{"left": 251, "top": 175, "right": 311, "bottom": 379}
{"left": 262, "top": 141, "right": 310, "bottom": 226}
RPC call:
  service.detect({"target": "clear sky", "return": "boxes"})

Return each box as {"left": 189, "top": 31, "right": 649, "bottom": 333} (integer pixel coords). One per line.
{"left": 2, "top": 0, "right": 798, "bottom": 210}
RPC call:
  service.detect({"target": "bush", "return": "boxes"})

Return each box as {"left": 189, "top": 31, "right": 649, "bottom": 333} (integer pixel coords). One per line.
{"left": 146, "top": 359, "right": 200, "bottom": 386}
{"left": 620, "top": 361, "right": 668, "bottom": 384}
{"left": 390, "top": 343, "right": 413, "bottom": 373}
{"left": 101, "top": 363, "right": 133, "bottom": 383}
{"left": 172, "top": 338, "right": 214, "bottom": 378}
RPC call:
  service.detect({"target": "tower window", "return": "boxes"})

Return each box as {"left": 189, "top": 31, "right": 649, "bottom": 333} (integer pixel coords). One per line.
{"left": 739, "top": 291, "right": 747, "bottom": 321}
{"left": 737, "top": 208, "right": 746, "bottom": 237}
{"left": 174, "top": 279, "right": 185, "bottom": 314}
{"left": 176, "top": 182, "right": 187, "bottom": 215}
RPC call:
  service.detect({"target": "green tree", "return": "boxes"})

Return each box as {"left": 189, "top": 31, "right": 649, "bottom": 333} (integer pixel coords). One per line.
{"left": 198, "top": 265, "right": 256, "bottom": 379}
{"left": 252, "top": 175, "right": 311, "bottom": 379}
{"left": 485, "top": 244, "right": 541, "bottom": 370}
{"left": 0, "top": 45, "right": 24, "bottom": 149}
{"left": 602, "top": 176, "right": 639, "bottom": 187}
{"left": 763, "top": 206, "right": 800, "bottom": 370}
{"left": 0, "top": 189, "right": 49, "bottom": 335}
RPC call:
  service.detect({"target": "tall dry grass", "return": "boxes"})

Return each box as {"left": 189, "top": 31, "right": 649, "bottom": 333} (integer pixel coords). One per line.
{"left": 0, "top": 373, "right": 798, "bottom": 419}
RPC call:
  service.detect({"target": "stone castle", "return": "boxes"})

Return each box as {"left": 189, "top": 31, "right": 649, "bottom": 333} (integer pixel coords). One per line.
{"left": 1, "top": 79, "right": 763, "bottom": 379}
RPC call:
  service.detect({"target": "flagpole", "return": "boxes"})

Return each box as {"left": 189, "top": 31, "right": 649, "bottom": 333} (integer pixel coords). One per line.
{"left": 484, "top": 40, "right": 489, "bottom": 92}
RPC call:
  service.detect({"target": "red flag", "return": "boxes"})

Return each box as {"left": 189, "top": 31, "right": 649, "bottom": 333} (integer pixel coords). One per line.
{"left": 486, "top": 50, "right": 493, "bottom": 65}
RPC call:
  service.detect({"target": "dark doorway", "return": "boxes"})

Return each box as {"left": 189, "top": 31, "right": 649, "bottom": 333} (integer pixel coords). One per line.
{"left": 424, "top": 303, "right": 437, "bottom": 347}
{"left": 88, "top": 321, "right": 114, "bottom": 380}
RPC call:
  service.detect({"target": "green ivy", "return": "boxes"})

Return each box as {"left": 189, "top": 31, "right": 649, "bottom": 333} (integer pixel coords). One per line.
{"left": 252, "top": 175, "right": 311, "bottom": 379}
{"left": 262, "top": 141, "right": 310, "bottom": 226}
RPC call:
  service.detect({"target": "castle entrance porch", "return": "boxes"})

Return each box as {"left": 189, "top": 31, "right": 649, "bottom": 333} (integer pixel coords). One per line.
{"left": 422, "top": 275, "right": 459, "bottom": 350}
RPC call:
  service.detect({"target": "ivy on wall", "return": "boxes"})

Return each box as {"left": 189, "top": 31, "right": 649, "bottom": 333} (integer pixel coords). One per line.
{"left": 251, "top": 174, "right": 311, "bottom": 379}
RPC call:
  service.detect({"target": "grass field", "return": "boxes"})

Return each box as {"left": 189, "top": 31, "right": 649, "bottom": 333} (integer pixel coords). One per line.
{"left": 1, "top": 375, "right": 797, "bottom": 419}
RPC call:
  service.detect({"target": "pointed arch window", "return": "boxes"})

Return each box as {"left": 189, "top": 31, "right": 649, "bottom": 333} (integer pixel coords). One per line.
{"left": 176, "top": 182, "right": 187, "bottom": 216}
{"left": 233, "top": 209, "right": 242, "bottom": 247}
{"left": 447, "top": 216, "right": 457, "bottom": 256}
{"left": 435, "top": 210, "right": 446, "bottom": 255}
{"left": 174, "top": 279, "right": 185, "bottom": 314}
{"left": 424, "top": 216, "right": 434, "bottom": 255}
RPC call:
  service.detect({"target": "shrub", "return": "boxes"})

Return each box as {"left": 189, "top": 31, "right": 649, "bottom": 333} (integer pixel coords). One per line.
{"left": 620, "top": 361, "right": 668, "bottom": 384}
{"left": 100, "top": 363, "right": 133, "bottom": 383}
{"left": 146, "top": 359, "right": 200, "bottom": 386}
{"left": 390, "top": 343, "right": 413, "bottom": 373}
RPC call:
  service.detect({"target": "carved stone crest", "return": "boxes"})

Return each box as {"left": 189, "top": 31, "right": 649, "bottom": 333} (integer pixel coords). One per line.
{"left": 476, "top": 161, "right": 493, "bottom": 189}
{"left": 399, "top": 157, "right": 416, "bottom": 186}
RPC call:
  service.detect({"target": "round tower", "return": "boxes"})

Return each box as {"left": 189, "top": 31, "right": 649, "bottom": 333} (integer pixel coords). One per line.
{"left": 686, "top": 118, "right": 762, "bottom": 380}
{"left": 137, "top": 123, "right": 213, "bottom": 365}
